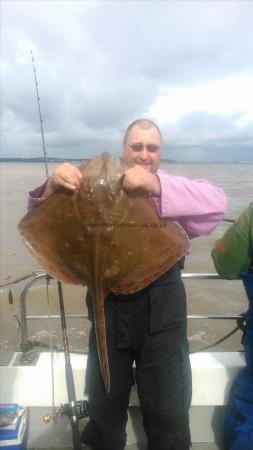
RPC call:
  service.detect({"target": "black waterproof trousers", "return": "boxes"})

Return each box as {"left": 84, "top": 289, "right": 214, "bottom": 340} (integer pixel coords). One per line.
{"left": 81, "top": 263, "right": 192, "bottom": 450}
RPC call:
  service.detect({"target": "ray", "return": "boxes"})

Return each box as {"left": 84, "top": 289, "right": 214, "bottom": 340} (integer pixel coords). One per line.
{"left": 18, "top": 152, "right": 190, "bottom": 393}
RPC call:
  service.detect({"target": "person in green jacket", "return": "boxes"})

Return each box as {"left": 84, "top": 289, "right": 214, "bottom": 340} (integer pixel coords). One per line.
{"left": 211, "top": 202, "right": 253, "bottom": 279}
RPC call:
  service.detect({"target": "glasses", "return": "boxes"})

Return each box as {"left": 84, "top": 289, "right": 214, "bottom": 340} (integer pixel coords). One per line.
{"left": 125, "top": 142, "right": 161, "bottom": 153}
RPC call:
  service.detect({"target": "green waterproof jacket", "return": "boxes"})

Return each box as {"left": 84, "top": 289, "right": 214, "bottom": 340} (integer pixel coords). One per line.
{"left": 211, "top": 202, "right": 253, "bottom": 279}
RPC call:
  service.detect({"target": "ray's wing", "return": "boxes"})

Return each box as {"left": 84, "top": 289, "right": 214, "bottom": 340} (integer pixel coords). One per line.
{"left": 102, "top": 189, "right": 190, "bottom": 294}
{"left": 18, "top": 189, "right": 92, "bottom": 285}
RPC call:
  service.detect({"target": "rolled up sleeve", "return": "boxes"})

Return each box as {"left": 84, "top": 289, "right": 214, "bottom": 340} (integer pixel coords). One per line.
{"left": 153, "top": 170, "right": 227, "bottom": 239}
{"left": 27, "top": 180, "right": 48, "bottom": 211}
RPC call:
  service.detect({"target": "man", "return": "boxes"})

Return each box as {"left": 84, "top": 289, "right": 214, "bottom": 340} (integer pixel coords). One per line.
{"left": 211, "top": 203, "right": 253, "bottom": 279}
{"left": 28, "top": 119, "right": 227, "bottom": 450}
{"left": 211, "top": 206, "right": 253, "bottom": 450}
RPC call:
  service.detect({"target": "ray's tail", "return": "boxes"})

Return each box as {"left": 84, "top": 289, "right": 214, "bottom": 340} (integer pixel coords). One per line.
{"left": 93, "top": 288, "right": 111, "bottom": 394}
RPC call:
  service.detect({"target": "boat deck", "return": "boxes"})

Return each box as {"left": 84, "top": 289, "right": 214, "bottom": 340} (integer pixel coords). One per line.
{"left": 30, "top": 445, "right": 220, "bottom": 449}
{"left": 127, "top": 445, "right": 220, "bottom": 449}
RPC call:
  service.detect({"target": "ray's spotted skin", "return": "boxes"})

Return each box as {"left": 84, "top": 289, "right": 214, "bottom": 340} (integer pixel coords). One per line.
{"left": 18, "top": 152, "right": 190, "bottom": 393}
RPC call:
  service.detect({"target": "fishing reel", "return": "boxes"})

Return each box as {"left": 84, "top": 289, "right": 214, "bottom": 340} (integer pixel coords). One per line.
{"left": 44, "top": 400, "right": 89, "bottom": 423}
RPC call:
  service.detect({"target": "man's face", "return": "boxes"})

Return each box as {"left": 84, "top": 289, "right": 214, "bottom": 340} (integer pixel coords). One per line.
{"left": 123, "top": 125, "right": 162, "bottom": 173}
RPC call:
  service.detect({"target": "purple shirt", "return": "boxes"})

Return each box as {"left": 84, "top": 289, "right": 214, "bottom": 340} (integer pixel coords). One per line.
{"left": 27, "top": 169, "right": 227, "bottom": 240}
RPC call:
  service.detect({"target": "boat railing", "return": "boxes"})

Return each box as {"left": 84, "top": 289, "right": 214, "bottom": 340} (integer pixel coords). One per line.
{"left": 0, "top": 271, "right": 246, "bottom": 355}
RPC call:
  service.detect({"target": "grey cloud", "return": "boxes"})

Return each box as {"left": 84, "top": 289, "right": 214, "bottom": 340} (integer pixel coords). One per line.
{"left": 162, "top": 112, "right": 253, "bottom": 162}
{"left": 1, "top": 1, "right": 253, "bottom": 160}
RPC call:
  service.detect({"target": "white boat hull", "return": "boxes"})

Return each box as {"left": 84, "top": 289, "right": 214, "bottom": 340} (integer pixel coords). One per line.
{"left": 0, "top": 351, "right": 246, "bottom": 447}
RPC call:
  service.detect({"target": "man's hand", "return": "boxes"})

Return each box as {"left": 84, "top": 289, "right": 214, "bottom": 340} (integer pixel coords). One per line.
{"left": 123, "top": 166, "right": 161, "bottom": 196}
{"left": 42, "top": 163, "right": 84, "bottom": 199}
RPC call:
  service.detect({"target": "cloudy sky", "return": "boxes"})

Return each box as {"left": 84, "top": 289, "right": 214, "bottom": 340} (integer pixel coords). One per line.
{"left": 1, "top": 0, "right": 253, "bottom": 162}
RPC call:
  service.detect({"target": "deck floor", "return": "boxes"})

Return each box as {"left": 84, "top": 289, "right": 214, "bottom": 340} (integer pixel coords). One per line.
{"left": 125, "top": 444, "right": 220, "bottom": 450}
{"left": 127, "top": 445, "right": 220, "bottom": 450}
{"left": 31, "top": 444, "right": 221, "bottom": 450}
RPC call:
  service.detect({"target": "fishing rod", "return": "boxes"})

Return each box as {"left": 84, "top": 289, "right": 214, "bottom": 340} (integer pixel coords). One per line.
{"left": 57, "top": 281, "right": 88, "bottom": 450}
{"left": 43, "top": 282, "right": 89, "bottom": 450}
{"left": 30, "top": 53, "right": 89, "bottom": 445}
{"left": 30, "top": 50, "right": 49, "bottom": 177}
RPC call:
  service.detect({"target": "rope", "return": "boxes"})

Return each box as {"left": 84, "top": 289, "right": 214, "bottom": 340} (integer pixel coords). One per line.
{"left": 190, "top": 325, "right": 241, "bottom": 354}
{"left": 223, "top": 218, "right": 235, "bottom": 223}
{"left": 0, "top": 271, "right": 46, "bottom": 288}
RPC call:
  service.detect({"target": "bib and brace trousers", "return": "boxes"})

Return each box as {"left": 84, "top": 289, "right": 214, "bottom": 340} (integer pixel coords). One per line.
{"left": 81, "top": 261, "right": 192, "bottom": 450}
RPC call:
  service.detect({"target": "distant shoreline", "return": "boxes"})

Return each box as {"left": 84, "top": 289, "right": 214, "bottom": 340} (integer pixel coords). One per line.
{"left": 0, "top": 158, "right": 253, "bottom": 164}
{"left": 0, "top": 158, "right": 252, "bottom": 164}
{"left": 0, "top": 157, "right": 88, "bottom": 163}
